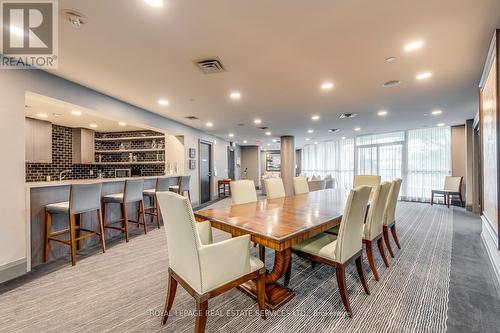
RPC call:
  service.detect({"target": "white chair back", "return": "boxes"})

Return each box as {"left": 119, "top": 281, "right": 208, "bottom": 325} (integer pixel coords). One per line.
{"left": 353, "top": 175, "right": 381, "bottom": 188}
{"left": 230, "top": 180, "right": 257, "bottom": 205}
{"left": 156, "top": 192, "right": 203, "bottom": 292}
{"left": 444, "top": 176, "right": 462, "bottom": 192}
{"left": 293, "top": 176, "right": 309, "bottom": 195}
{"left": 335, "top": 186, "right": 371, "bottom": 263}
{"left": 264, "top": 178, "right": 286, "bottom": 199}
{"left": 69, "top": 183, "right": 102, "bottom": 214}
{"left": 384, "top": 178, "right": 402, "bottom": 226}
{"left": 364, "top": 182, "right": 392, "bottom": 240}
{"left": 308, "top": 180, "right": 326, "bottom": 192}
{"left": 124, "top": 179, "right": 144, "bottom": 203}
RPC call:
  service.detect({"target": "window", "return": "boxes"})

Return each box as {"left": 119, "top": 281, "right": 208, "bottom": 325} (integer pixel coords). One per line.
{"left": 405, "top": 127, "right": 451, "bottom": 201}
{"left": 301, "top": 126, "right": 451, "bottom": 202}
{"left": 302, "top": 138, "right": 354, "bottom": 189}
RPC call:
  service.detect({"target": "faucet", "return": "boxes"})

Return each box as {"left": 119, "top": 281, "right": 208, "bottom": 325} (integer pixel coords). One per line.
{"left": 59, "top": 169, "right": 72, "bottom": 181}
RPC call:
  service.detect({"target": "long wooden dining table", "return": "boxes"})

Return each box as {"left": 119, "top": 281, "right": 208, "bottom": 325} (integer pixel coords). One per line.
{"left": 194, "top": 188, "right": 351, "bottom": 310}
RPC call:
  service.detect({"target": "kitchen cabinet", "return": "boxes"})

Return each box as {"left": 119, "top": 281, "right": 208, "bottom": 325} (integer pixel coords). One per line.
{"left": 72, "top": 128, "right": 95, "bottom": 164}
{"left": 25, "top": 117, "right": 52, "bottom": 163}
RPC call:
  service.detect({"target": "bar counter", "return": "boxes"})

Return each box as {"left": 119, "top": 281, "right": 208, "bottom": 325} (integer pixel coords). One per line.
{"left": 26, "top": 175, "right": 184, "bottom": 268}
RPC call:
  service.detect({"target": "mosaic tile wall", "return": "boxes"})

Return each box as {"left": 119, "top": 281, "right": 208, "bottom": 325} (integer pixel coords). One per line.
{"left": 26, "top": 125, "right": 165, "bottom": 182}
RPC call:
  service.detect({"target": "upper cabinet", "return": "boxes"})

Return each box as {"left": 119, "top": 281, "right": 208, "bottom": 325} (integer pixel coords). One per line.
{"left": 25, "top": 117, "right": 52, "bottom": 163}
{"left": 72, "top": 128, "right": 95, "bottom": 164}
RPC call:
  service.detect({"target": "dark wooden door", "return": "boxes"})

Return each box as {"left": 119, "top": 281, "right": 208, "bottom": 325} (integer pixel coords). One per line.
{"left": 199, "top": 141, "right": 212, "bottom": 204}
{"left": 228, "top": 147, "right": 235, "bottom": 180}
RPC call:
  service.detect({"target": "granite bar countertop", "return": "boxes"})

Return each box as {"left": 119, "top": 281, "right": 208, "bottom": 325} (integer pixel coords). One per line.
{"left": 25, "top": 174, "right": 185, "bottom": 188}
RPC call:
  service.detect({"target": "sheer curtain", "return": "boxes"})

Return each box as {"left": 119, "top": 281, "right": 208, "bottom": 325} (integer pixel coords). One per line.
{"left": 301, "top": 126, "right": 451, "bottom": 202}
{"left": 302, "top": 139, "right": 354, "bottom": 189}
{"left": 404, "top": 127, "right": 451, "bottom": 202}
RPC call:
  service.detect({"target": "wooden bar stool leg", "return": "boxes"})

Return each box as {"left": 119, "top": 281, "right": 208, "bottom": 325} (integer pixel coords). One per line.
{"left": 155, "top": 198, "right": 161, "bottom": 229}
{"left": 97, "top": 208, "right": 106, "bottom": 253}
{"left": 77, "top": 213, "right": 84, "bottom": 250}
{"left": 140, "top": 200, "right": 147, "bottom": 235}
{"left": 44, "top": 211, "right": 52, "bottom": 263}
{"left": 122, "top": 203, "right": 129, "bottom": 242}
{"left": 69, "top": 214, "right": 77, "bottom": 266}
{"left": 149, "top": 196, "right": 154, "bottom": 224}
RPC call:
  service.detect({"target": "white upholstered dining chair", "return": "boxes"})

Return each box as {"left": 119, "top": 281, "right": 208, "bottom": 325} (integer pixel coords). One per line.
{"left": 286, "top": 186, "right": 372, "bottom": 317}
{"left": 264, "top": 178, "right": 286, "bottom": 199}
{"left": 308, "top": 179, "right": 326, "bottom": 192}
{"left": 383, "top": 178, "right": 403, "bottom": 257}
{"left": 156, "top": 191, "right": 266, "bottom": 333}
{"left": 230, "top": 180, "right": 258, "bottom": 205}
{"left": 353, "top": 175, "right": 381, "bottom": 188}
{"left": 293, "top": 176, "right": 310, "bottom": 195}
{"left": 362, "top": 182, "right": 392, "bottom": 281}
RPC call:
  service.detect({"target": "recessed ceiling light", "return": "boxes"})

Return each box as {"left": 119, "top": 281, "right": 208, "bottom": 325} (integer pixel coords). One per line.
{"left": 437, "top": 123, "right": 445, "bottom": 127}
{"left": 228, "top": 133, "right": 235, "bottom": 138}
{"left": 272, "top": 139, "right": 277, "bottom": 143}
{"left": 205, "top": 122, "right": 213, "bottom": 127}
{"left": 265, "top": 131, "right": 271, "bottom": 136}
{"left": 37, "top": 113, "right": 48, "bottom": 118}
{"left": 354, "top": 127, "right": 361, "bottom": 131}
{"left": 253, "top": 118, "right": 262, "bottom": 124}
{"left": 230, "top": 91, "right": 241, "bottom": 100}
{"left": 52, "top": 113, "right": 62, "bottom": 117}
{"left": 341, "top": 136, "right": 346, "bottom": 140}
{"left": 305, "top": 138, "right": 311, "bottom": 141}
{"left": 416, "top": 72, "right": 432, "bottom": 80}
{"left": 144, "top": 0, "right": 163, "bottom": 8}
{"left": 118, "top": 122, "right": 127, "bottom": 126}
{"left": 71, "top": 110, "right": 82, "bottom": 116}
{"left": 267, "top": 143, "right": 271, "bottom": 146}
{"left": 311, "top": 115, "right": 320, "bottom": 121}
{"left": 404, "top": 40, "right": 424, "bottom": 52}
{"left": 307, "top": 129, "right": 314, "bottom": 133}
{"left": 243, "top": 140, "right": 248, "bottom": 144}
{"left": 385, "top": 57, "right": 397, "bottom": 63}
{"left": 431, "top": 110, "right": 442, "bottom": 115}
{"left": 314, "top": 141, "right": 319, "bottom": 145}
{"left": 377, "top": 110, "right": 388, "bottom": 116}
{"left": 158, "top": 99, "right": 169, "bottom": 106}
{"left": 89, "top": 123, "right": 98, "bottom": 128}
{"left": 321, "top": 82, "right": 334, "bottom": 90}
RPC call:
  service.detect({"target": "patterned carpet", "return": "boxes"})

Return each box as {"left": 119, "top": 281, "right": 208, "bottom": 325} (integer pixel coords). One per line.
{"left": 0, "top": 201, "right": 452, "bottom": 333}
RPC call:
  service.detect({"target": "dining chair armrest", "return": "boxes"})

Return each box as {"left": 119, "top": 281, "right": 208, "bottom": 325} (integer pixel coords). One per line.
{"left": 196, "top": 220, "right": 213, "bottom": 245}
{"left": 198, "top": 234, "right": 252, "bottom": 292}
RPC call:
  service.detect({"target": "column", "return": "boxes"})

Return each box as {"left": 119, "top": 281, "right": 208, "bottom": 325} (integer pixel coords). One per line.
{"left": 280, "top": 136, "right": 295, "bottom": 196}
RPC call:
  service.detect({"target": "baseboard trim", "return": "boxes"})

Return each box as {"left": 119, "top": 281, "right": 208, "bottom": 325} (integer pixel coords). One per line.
{"left": 481, "top": 215, "right": 500, "bottom": 287}
{"left": 0, "top": 259, "right": 27, "bottom": 284}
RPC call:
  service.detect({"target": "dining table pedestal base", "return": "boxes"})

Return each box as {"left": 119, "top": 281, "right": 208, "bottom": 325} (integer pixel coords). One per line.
{"left": 238, "top": 281, "right": 295, "bottom": 311}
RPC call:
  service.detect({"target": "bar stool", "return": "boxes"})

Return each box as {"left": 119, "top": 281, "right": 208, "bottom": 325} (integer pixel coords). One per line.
{"left": 170, "top": 175, "right": 191, "bottom": 202}
{"left": 102, "top": 179, "right": 146, "bottom": 242}
{"left": 143, "top": 177, "right": 179, "bottom": 229}
{"left": 44, "top": 183, "right": 105, "bottom": 266}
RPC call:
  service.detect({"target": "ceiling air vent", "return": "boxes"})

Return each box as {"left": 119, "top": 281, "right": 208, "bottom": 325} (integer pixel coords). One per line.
{"left": 339, "top": 113, "right": 358, "bottom": 119}
{"left": 185, "top": 116, "right": 199, "bottom": 120}
{"left": 258, "top": 126, "right": 269, "bottom": 130}
{"left": 194, "top": 58, "right": 225, "bottom": 74}
{"left": 328, "top": 128, "right": 340, "bottom": 133}
{"left": 383, "top": 80, "right": 401, "bottom": 88}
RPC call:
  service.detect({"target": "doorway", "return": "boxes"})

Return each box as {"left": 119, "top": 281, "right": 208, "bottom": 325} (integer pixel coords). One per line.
{"left": 228, "top": 146, "right": 235, "bottom": 180}
{"left": 199, "top": 140, "right": 213, "bottom": 204}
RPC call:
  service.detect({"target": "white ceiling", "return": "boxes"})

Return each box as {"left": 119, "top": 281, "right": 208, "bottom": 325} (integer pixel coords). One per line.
{"left": 25, "top": 92, "right": 144, "bottom": 132}
{"left": 49, "top": 0, "right": 500, "bottom": 148}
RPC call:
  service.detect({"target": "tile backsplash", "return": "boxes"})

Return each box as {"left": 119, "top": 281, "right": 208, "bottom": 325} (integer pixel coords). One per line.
{"left": 26, "top": 125, "right": 165, "bottom": 182}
